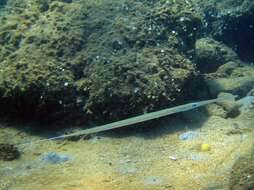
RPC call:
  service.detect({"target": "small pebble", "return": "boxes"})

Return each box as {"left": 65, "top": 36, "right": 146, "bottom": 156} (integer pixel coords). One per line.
{"left": 179, "top": 131, "right": 199, "bottom": 141}
{"left": 169, "top": 155, "right": 177, "bottom": 161}
{"left": 144, "top": 176, "right": 164, "bottom": 185}
{"left": 41, "top": 152, "right": 71, "bottom": 164}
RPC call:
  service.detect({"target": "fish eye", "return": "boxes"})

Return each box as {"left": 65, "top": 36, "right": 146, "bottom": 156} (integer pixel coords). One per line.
{"left": 192, "top": 103, "right": 198, "bottom": 108}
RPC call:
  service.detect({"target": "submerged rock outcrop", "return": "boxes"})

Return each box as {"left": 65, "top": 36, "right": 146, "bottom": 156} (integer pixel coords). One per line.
{"left": 0, "top": 0, "right": 253, "bottom": 125}
{"left": 195, "top": 38, "right": 238, "bottom": 73}
{"left": 0, "top": 0, "right": 204, "bottom": 124}
{"left": 229, "top": 145, "right": 254, "bottom": 190}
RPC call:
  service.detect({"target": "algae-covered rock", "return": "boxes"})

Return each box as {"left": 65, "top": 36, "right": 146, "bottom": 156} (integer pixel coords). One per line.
{"left": 229, "top": 147, "right": 254, "bottom": 190}
{"left": 215, "top": 61, "right": 240, "bottom": 78}
{"left": 204, "top": 104, "right": 228, "bottom": 118}
{"left": 206, "top": 76, "right": 254, "bottom": 97}
{"left": 0, "top": 0, "right": 203, "bottom": 124}
{"left": 79, "top": 47, "right": 199, "bottom": 122}
{"left": 195, "top": 0, "right": 254, "bottom": 62}
{"left": 195, "top": 38, "right": 238, "bottom": 73}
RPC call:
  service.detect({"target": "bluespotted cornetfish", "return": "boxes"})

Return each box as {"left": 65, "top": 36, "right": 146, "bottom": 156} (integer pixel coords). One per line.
{"left": 18, "top": 94, "right": 236, "bottom": 147}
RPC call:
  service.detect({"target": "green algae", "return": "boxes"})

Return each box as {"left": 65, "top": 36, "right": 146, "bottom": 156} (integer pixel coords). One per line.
{"left": 229, "top": 146, "right": 254, "bottom": 190}
{"left": 0, "top": 0, "right": 203, "bottom": 124}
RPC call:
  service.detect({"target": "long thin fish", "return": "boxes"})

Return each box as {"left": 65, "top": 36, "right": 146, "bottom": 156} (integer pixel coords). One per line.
{"left": 18, "top": 94, "right": 236, "bottom": 147}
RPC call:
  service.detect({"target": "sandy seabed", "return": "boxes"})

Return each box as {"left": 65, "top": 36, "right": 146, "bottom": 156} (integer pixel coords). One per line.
{"left": 0, "top": 109, "right": 253, "bottom": 190}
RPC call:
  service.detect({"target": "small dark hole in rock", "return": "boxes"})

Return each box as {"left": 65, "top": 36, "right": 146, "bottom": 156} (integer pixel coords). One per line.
{"left": 0, "top": 143, "right": 21, "bottom": 161}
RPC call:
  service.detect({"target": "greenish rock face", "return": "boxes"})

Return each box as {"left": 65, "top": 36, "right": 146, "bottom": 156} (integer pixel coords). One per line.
{"left": 229, "top": 148, "right": 254, "bottom": 190}
{"left": 195, "top": 38, "right": 238, "bottom": 73}
{"left": 0, "top": 0, "right": 204, "bottom": 124}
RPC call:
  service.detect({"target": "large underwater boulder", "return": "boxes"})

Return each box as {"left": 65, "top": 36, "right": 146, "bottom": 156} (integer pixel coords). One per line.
{"left": 0, "top": 0, "right": 204, "bottom": 124}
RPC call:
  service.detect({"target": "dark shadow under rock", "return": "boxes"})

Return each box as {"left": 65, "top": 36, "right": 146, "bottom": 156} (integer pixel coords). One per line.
{"left": 0, "top": 143, "right": 20, "bottom": 161}
{"left": 197, "top": 0, "right": 254, "bottom": 62}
